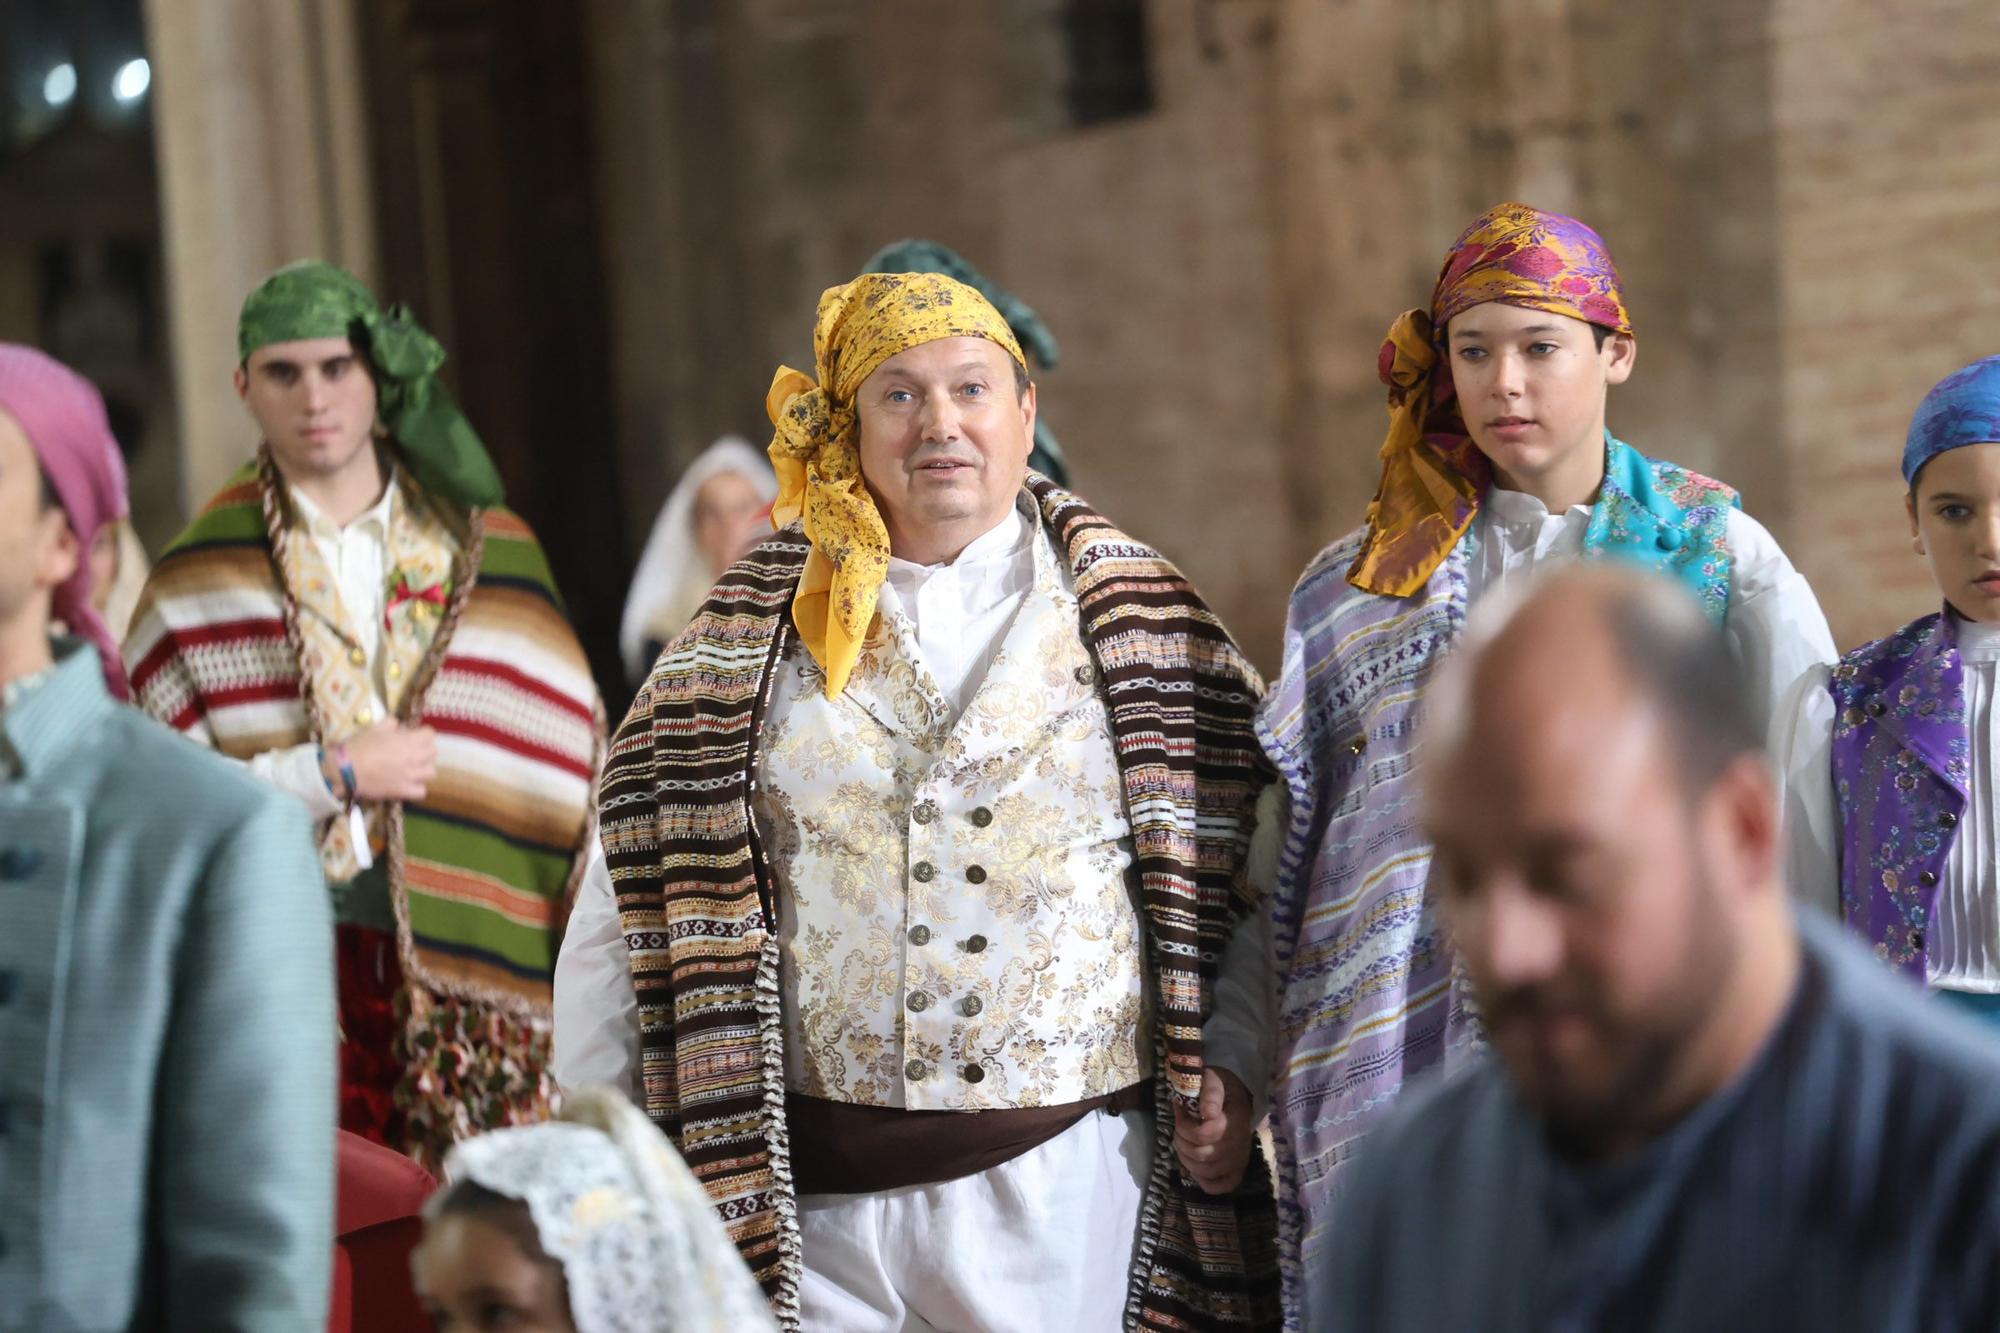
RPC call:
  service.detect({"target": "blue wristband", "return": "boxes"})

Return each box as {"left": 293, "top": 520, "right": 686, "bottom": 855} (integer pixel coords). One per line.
{"left": 333, "top": 743, "right": 358, "bottom": 804}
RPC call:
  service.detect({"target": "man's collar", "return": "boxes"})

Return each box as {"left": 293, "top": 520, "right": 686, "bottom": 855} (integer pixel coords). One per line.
{"left": 285, "top": 460, "right": 402, "bottom": 540}
{"left": 1, "top": 638, "right": 114, "bottom": 777}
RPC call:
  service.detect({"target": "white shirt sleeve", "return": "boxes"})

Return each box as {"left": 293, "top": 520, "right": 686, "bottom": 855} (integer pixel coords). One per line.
{"left": 554, "top": 843, "right": 643, "bottom": 1101}
{"left": 1723, "top": 508, "right": 1839, "bottom": 745}
{"left": 1774, "top": 661, "right": 1843, "bottom": 920}
{"left": 1204, "top": 783, "right": 1281, "bottom": 1124}
{"left": 246, "top": 742, "right": 345, "bottom": 822}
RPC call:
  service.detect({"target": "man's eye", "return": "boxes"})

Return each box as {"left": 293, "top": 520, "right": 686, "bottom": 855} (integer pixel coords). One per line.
{"left": 962, "top": 383, "right": 985, "bottom": 397}
{"left": 1529, "top": 342, "right": 1558, "bottom": 356}
{"left": 886, "top": 389, "right": 913, "bottom": 404}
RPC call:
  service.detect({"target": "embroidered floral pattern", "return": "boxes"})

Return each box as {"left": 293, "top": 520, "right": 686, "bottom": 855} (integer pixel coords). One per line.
{"left": 756, "top": 528, "right": 1148, "bottom": 1110}
{"left": 1830, "top": 613, "right": 1972, "bottom": 975}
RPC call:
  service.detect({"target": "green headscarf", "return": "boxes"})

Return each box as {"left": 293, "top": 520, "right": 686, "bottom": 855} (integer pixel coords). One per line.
{"left": 237, "top": 260, "right": 505, "bottom": 509}
{"left": 860, "top": 239, "right": 1071, "bottom": 486}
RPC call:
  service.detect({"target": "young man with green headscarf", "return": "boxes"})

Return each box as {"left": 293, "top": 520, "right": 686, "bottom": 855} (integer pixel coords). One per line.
{"left": 125, "top": 261, "right": 605, "bottom": 1172}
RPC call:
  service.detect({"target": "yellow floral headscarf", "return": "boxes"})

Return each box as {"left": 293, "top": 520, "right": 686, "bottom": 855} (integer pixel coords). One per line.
{"left": 766, "top": 272, "right": 1025, "bottom": 696}
{"left": 1348, "top": 203, "right": 1635, "bottom": 597}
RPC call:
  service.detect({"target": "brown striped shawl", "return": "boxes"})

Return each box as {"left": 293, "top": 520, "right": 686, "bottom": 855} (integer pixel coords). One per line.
{"left": 599, "top": 477, "right": 1280, "bottom": 1330}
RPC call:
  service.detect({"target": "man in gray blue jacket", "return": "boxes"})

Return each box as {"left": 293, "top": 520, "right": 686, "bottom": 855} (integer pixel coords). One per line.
{"left": 0, "top": 343, "right": 335, "bottom": 1330}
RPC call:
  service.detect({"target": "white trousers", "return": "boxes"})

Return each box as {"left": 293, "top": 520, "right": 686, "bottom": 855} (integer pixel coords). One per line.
{"left": 796, "top": 1108, "right": 1152, "bottom": 1332}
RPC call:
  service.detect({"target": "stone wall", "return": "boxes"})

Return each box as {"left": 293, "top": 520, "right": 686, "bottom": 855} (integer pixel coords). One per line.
{"left": 1769, "top": 0, "right": 2000, "bottom": 646}
{"left": 583, "top": 0, "right": 1296, "bottom": 663}
{"left": 134, "top": 1, "right": 2000, "bottom": 664}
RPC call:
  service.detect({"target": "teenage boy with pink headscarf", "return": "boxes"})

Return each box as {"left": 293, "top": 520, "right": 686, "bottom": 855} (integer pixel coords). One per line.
{"left": 1255, "top": 204, "right": 1837, "bottom": 1328}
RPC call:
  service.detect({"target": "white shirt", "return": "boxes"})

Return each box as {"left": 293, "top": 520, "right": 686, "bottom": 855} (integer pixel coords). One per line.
{"left": 556, "top": 499, "right": 1278, "bottom": 1116}
{"left": 1780, "top": 617, "right": 2000, "bottom": 991}
{"left": 244, "top": 481, "right": 397, "bottom": 833}
{"left": 1468, "top": 488, "right": 1838, "bottom": 739}
{"left": 882, "top": 503, "right": 1035, "bottom": 720}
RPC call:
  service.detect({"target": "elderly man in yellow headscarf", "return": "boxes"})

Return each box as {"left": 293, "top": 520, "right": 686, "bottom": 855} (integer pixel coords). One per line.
{"left": 556, "top": 272, "right": 1281, "bottom": 1330}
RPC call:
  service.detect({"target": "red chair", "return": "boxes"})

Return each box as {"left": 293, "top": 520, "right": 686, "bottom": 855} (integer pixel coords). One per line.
{"left": 329, "top": 1130, "right": 436, "bottom": 1331}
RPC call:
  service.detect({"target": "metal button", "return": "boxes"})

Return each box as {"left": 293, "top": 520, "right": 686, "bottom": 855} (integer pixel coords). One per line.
{"left": 907, "top": 991, "right": 931, "bottom": 1013}
{"left": 1943, "top": 811, "right": 1961, "bottom": 829}
{"left": 387, "top": 660, "right": 403, "bottom": 680}
{"left": 965, "top": 934, "right": 988, "bottom": 954}
{"left": 348, "top": 646, "right": 366, "bottom": 666}
{"left": 1921, "top": 871, "right": 1940, "bottom": 887}
{"left": 966, "top": 865, "right": 988, "bottom": 885}
{"left": 963, "top": 1063, "right": 986, "bottom": 1083}
{"left": 908, "top": 925, "right": 932, "bottom": 946}
{"left": 906, "top": 1059, "right": 930, "bottom": 1081}
{"left": 913, "top": 801, "right": 937, "bottom": 826}
{"left": 912, "top": 861, "right": 936, "bottom": 883}
{"left": 1866, "top": 701, "right": 1885, "bottom": 718}
{"left": 961, "top": 995, "right": 984, "bottom": 1017}
{"left": 1346, "top": 735, "right": 1366, "bottom": 756}
{"left": 354, "top": 707, "right": 375, "bottom": 728}
{"left": 1912, "top": 929, "right": 1926, "bottom": 951}
{"left": 0, "top": 847, "right": 43, "bottom": 881}
{"left": 970, "top": 806, "right": 994, "bottom": 828}
{"left": 1074, "top": 664, "right": 1096, "bottom": 685}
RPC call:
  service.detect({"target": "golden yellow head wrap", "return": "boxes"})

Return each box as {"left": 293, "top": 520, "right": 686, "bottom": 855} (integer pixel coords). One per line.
{"left": 766, "top": 272, "right": 1026, "bottom": 696}
{"left": 1347, "top": 203, "right": 1635, "bottom": 597}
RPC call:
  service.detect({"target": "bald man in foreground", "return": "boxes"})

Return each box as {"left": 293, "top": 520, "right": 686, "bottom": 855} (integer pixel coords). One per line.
{"left": 1324, "top": 566, "right": 2000, "bottom": 1333}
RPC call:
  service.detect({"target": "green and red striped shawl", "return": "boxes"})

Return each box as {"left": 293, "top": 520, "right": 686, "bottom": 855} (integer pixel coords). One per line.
{"left": 126, "top": 456, "right": 604, "bottom": 1156}
{"left": 601, "top": 476, "right": 1280, "bottom": 1330}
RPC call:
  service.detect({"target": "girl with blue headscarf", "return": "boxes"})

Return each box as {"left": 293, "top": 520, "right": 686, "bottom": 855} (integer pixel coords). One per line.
{"left": 1780, "top": 354, "right": 2000, "bottom": 1021}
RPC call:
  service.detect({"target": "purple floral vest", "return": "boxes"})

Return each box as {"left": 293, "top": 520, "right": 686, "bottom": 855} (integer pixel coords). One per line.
{"left": 1829, "top": 613, "right": 1971, "bottom": 978}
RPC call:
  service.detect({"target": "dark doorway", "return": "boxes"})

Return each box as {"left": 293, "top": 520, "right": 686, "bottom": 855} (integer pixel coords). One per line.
{"left": 356, "top": 0, "right": 628, "bottom": 711}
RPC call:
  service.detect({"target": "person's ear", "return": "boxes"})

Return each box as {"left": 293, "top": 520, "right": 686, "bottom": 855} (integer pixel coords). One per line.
{"left": 1907, "top": 491, "right": 1927, "bottom": 557}
{"left": 38, "top": 509, "right": 80, "bottom": 592}
{"left": 233, "top": 364, "right": 250, "bottom": 402}
{"left": 1602, "top": 331, "right": 1637, "bottom": 386}
{"left": 1704, "top": 751, "right": 1780, "bottom": 903}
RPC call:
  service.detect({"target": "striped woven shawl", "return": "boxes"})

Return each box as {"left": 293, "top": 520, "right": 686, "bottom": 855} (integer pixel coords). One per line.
{"left": 601, "top": 476, "right": 1280, "bottom": 1330}
{"left": 127, "top": 456, "right": 602, "bottom": 1014}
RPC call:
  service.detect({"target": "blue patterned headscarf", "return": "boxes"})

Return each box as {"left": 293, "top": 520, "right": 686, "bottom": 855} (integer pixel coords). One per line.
{"left": 1905, "top": 355, "right": 2000, "bottom": 486}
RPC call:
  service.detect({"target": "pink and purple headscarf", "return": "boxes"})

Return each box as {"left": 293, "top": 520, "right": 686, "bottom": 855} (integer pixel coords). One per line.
{"left": 1349, "top": 203, "right": 1634, "bottom": 597}
{"left": 0, "top": 345, "right": 130, "bottom": 697}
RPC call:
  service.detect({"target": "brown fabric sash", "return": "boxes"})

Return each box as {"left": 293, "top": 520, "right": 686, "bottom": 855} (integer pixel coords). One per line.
{"left": 787, "top": 1081, "right": 1154, "bottom": 1195}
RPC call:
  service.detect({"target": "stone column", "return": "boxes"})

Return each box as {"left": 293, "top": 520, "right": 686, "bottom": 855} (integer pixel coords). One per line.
{"left": 143, "top": 0, "right": 377, "bottom": 514}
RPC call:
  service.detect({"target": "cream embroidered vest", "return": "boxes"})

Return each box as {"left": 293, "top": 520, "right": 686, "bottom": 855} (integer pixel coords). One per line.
{"left": 754, "top": 524, "right": 1150, "bottom": 1111}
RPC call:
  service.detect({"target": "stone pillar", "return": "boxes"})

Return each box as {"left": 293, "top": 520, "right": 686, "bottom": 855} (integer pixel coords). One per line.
{"left": 143, "top": 0, "right": 377, "bottom": 515}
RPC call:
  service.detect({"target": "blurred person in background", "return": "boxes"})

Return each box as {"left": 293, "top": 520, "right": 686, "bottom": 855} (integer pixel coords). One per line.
{"left": 617, "top": 435, "right": 775, "bottom": 686}
{"left": 84, "top": 517, "right": 149, "bottom": 642}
